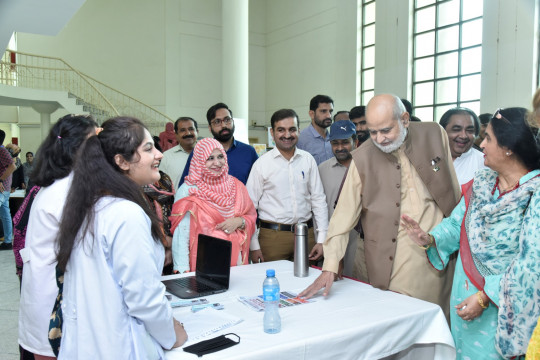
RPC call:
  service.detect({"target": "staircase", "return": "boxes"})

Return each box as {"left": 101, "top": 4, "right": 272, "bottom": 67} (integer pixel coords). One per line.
{"left": 69, "top": 92, "right": 112, "bottom": 124}
{"left": 0, "top": 50, "right": 172, "bottom": 134}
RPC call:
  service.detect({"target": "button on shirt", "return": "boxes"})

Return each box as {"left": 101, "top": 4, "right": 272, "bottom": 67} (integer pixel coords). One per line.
{"left": 246, "top": 147, "right": 328, "bottom": 250}
{"left": 179, "top": 138, "right": 258, "bottom": 186}
{"left": 297, "top": 124, "right": 333, "bottom": 165}
{"left": 158, "top": 145, "right": 189, "bottom": 190}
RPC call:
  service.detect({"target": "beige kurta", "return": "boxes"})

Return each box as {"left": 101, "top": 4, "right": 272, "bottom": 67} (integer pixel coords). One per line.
{"left": 323, "top": 145, "right": 456, "bottom": 311}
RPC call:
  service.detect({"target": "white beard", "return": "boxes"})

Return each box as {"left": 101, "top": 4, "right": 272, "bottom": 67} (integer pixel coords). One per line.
{"left": 373, "top": 120, "right": 408, "bottom": 154}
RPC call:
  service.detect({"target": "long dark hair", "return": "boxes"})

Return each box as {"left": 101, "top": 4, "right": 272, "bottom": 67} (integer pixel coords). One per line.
{"left": 490, "top": 107, "right": 540, "bottom": 170}
{"left": 56, "top": 116, "right": 162, "bottom": 272}
{"left": 31, "top": 114, "right": 98, "bottom": 187}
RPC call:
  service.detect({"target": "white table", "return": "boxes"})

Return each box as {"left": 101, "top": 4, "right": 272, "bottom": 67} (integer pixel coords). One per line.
{"left": 10, "top": 189, "right": 26, "bottom": 198}
{"left": 164, "top": 260, "right": 455, "bottom": 360}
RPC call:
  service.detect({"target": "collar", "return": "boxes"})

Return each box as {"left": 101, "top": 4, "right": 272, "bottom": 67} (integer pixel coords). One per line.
{"left": 271, "top": 147, "right": 301, "bottom": 160}
{"left": 328, "top": 156, "right": 346, "bottom": 168}
{"left": 222, "top": 138, "right": 237, "bottom": 153}
{"left": 308, "top": 124, "right": 329, "bottom": 140}
{"left": 173, "top": 144, "right": 190, "bottom": 153}
{"left": 456, "top": 147, "right": 475, "bottom": 160}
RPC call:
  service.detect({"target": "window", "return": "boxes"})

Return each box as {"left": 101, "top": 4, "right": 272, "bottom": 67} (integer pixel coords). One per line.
{"left": 360, "top": 0, "right": 376, "bottom": 105}
{"left": 412, "top": 0, "right": 483, "bottom": 122}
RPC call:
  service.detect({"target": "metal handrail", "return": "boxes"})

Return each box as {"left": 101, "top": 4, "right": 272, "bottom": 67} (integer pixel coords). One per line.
{"left": 0, "top": 50, "right": 173, "bottom": 133}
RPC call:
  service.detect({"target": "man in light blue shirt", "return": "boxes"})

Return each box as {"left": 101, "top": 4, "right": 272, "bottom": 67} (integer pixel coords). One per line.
{"left": 297, "top": 94, "right": 334, "bottom": 165}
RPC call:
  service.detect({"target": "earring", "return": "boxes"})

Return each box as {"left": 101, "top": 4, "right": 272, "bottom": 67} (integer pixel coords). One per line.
{"left": 506, "top": 152, "right": 511, "bottom": 156}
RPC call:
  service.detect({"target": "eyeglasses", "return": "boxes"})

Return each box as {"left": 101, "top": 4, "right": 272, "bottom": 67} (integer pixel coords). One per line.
{"left": 211, "top": 117, "right": 233, "bottom": 127}
{"left": 493, "top": 108, "right": 512, "bottom": 126}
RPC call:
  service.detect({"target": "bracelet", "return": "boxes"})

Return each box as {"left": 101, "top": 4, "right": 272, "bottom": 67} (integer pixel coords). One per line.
{"left": 418, "top": 233, "right": 434, "bottom": 250}
{"left": 477, "top": 291, "right": 489, "bottom": 309}
{"left": 240, "top": 217, "right": 245, "bottom": 229}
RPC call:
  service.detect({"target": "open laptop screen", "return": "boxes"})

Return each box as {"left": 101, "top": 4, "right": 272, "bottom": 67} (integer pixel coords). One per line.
{"left": 196, "top": 234, "right": 232, "bottom": 288}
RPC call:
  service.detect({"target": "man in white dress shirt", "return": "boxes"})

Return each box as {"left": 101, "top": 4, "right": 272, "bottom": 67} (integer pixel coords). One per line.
{"left": 247, "top": 109, "right": 328, "bottom": 263}
{"left": 158, "top": 117, "right": 198, "bottom": 189}
{"left": 439, "top": 108, "right": 486, "bottom": 185}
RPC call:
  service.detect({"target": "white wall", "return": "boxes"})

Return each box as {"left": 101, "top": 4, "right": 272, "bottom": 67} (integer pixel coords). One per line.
{"left": 3, "top": 0, "right": 539, "bottom": 148}
{"left": 373, "top": 0, "right": 412, "bottom": 99}
{"left": 17, "top": 0, "right": 167, "bottom": 111}
{"left": 480, "top": 0, "right": 539, "bottom": 112}
{"left": 264, "top": 0, "right": 357, "bottom": 129}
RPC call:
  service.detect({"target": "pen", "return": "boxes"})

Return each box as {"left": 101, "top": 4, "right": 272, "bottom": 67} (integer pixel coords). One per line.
{"left": 301, "top": 171, "right": 305, "bottom": 179}
{"left": 170, "top": 299, "right": 209, "bottom": 308}
{"left": 191, "top": 303, "right": 224, "bottom": 312}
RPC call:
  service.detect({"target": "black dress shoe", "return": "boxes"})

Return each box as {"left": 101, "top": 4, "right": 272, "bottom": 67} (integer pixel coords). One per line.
{"left": 0, "top": 242, "right": 13, "bottom": 250}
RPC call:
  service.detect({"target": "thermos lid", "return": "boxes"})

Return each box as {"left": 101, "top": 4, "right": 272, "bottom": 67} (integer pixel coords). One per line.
{"left": 294, "top": 223, "right": 308, "bottom": 235}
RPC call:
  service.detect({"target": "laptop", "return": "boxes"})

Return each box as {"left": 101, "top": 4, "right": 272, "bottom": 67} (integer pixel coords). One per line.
{"left": 163, "top": 234, "right": 232, "bottom": 299}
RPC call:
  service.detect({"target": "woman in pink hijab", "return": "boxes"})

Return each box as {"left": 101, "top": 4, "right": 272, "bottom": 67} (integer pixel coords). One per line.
{"left": 169, "top": 138, "right": 256, "bottom": 272}
{"left": 159, "top": 122, "right": 177, "bottom": 152}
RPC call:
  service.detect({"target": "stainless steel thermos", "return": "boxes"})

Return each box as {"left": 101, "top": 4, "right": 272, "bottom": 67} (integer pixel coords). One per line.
{"left": 294, "top": 223, "right": 309, "bottom": 277}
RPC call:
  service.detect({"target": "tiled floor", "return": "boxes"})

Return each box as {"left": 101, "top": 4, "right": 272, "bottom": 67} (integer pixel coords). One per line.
{"left": 0, "top": 247, "right": 21, "bottom": 360}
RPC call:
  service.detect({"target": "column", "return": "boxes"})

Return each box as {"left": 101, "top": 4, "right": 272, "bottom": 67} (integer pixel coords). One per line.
{"left": 31, "top": 103, "right": 59, "bottom": 141}
{"left": 480, "top": 0, "right": 539, "bottom": 111}
{"left": 222, "top": 0, "right": 249, "bottom": 143}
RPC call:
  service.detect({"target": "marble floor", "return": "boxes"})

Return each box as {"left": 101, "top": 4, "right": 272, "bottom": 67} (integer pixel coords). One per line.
{"left": 0, "top": 247, "right": 21, "bottom": 360}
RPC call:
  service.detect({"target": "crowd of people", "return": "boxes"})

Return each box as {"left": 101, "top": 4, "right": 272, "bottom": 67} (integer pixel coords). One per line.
{"left": 5, "top": 89, "right": 540, "bottom": 359}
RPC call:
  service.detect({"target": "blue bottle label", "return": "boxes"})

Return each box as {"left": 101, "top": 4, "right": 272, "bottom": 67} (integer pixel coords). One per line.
{"left": 263, "top": 287, "right": 279, "bottom": 302}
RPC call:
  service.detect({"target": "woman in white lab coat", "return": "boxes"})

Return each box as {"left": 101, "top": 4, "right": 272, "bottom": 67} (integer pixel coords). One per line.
{"left": 18, "top": 114, "right": 98, "bottom": 360}
{"left": 55, "top": 117, "right": 187, "bottom": 360}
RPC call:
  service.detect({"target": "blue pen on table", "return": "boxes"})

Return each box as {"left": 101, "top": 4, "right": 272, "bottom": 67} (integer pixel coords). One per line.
{"left": 191, "top": 303, "right": 224, "bottom": 312}
{"left": 301, "top": 171, "right": 305, "bottom": 179}
{"left": 170, "top": 299, "right": 209, "bottom": 308}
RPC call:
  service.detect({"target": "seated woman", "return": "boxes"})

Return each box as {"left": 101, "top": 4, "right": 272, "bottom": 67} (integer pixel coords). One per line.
{"left": 170, "top": 138, "right": 256, "bottom": 273}
{"left": 55, "top": 117, "right": 186, "bottom": 359}
{"left": 402, "top": 107, "right": 540, "bottom": 359}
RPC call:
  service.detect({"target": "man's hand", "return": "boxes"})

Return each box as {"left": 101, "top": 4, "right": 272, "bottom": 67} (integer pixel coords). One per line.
{"left": 250, "top": 249, "right": 264, "bottom": 263}
{"left": 308, "top": 243, "right": 323, "bottom": 261}
{"left": 298, "top": 271, "right": 335, "bottom": 299}
{"left": 400, "top": 214, "right": 431, "bottom": 247}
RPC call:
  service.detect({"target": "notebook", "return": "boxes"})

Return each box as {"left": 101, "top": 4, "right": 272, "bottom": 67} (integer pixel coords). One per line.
{"left": 163, "top": 234, "right": 232, "bottom": 299}
{"left": 176, "top": 307, "right": 243, "bottom": 347}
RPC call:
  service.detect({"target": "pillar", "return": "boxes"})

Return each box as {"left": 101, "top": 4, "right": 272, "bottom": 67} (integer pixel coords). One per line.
{"left": 222, "top": 0, "right": 249, "bottom": 143}
{"left": 31, "top": 103, "right": 60, "bottom": 141}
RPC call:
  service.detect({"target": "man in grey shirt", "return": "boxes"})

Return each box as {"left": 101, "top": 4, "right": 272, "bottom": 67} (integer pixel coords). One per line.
{"left": 317, "top": 120, "right": 366, "bottom": 280}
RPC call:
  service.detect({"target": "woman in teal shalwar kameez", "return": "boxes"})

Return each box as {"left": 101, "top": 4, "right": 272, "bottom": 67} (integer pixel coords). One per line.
{"left": 402, "top": 108, "right": 540, "bottom": 360}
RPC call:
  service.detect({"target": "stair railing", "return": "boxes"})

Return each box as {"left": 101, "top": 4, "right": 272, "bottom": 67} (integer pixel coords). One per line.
{"left": 0, "top": 50, "right": 173, "bottom": 133}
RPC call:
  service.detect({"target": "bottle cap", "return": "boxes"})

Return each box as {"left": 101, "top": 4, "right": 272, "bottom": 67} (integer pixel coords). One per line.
{"left": 295, "top": 223, "right": 308, "bottom": 235}
{"left": 266, "top": 269, "right": 275, "bottom": 277}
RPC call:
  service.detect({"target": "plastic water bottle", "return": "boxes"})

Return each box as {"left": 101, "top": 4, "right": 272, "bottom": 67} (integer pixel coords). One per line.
{"left": 263, "top": 269, "right": 281, "bottom": 334}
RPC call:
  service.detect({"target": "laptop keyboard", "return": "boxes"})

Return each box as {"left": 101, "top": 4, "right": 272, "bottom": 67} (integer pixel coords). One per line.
{"left": 173, "top": 277, "right": 215, "bottom": 293}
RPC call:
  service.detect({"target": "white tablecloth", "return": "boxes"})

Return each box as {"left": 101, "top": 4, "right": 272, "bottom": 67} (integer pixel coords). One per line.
{"left": 163, "top": 260, "right": 455, "bottom": 360}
